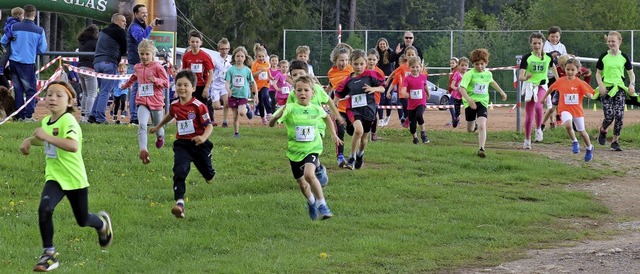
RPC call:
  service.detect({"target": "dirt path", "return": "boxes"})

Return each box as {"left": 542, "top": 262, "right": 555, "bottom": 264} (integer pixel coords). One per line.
{"left": 457, "top": 143, "right": 640, "bottom": 274}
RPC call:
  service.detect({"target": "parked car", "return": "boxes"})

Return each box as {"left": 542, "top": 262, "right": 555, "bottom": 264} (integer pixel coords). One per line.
{"left": 426, "top": 80, "right": 449, "bottom": 110}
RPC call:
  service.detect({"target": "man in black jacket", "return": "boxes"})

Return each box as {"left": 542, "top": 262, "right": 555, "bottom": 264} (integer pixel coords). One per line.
{"left": 394, "top": 31, "right": 423, "bottom": 67}
{"left": 88, "top": 13, "right": 127, "bottom": 124}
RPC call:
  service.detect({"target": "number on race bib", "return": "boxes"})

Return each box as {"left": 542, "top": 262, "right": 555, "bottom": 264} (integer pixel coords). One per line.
{"left": 564, "top": 94, "right": 579, "bottom": 105}
{"left": 177, "top": 120, "right": 196, "bottom": 135}
{"left": 295, "top": 126, "right": 315, "bottom": 142}
{"left": 282, "top": 86, "right": 291, "bottom": 94}
{"left": 191, "top": 63, "right": 203, "bottom": 73}
{"left": 410, "top": 89, "right": 423, "bottom": 99}
{"left": 351, "top": 94, "right": 367, "bottom": 108}
{"left": 532, "top": 62, "right": 545, "bottom": 72}
{"left": 259, "top": 71, "right": 268, "bottom": 80}
{"left": 473, "top": 83, "right": 488, "bottom": 94}
{"left": 233, "top": 75, "right": 245, "bottom": 88}
{"left": 139, "top": 83, "right": 154, "bottom": 97}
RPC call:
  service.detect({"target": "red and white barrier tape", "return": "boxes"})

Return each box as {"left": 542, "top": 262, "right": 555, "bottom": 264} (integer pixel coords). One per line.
{"left": 36, "top": 56, "right": 62, "bottom": 74}
{"left": 0, "top": 67, "right": 63, "bottom": 125}
{"left": 61, "top": 57, "right": 127, "bottom": 64}
{"left": 378, "top": 103, "right": 515, "bottom": 110}
{"left": 66, "top": 64, "right": 131, "bottom": 80}
{"left": 427, "top": 66, "right": 518, "bottom": 77}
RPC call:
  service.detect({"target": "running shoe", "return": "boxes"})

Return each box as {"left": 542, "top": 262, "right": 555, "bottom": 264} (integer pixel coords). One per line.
{"left": 33, "top": 251, "right": 59, "bottom": 272}
{"left": 97, "top": 211, "right": 113, "bottom": 248}
{"left": 337, "top": 154, "right": 347, "bottom": 168}
{"left": 523, "top": 139, "right": 532, "bottom": 149}
{"left": 534, "top": 128, "right": 544, "bottom": 142}
{"left": 585, "top": 146, "right": 594, "bottom": 162}
{"left": 598, "top": 130, "right": 607, "bottom": 145}
{"left": 139, "top": 150, "right": 150, "bottom": 164}
{"left": 317, "top": 204, "right": 333, "bottom": 220}
{"left": 571, "top": 141, "right": 580, "bottom": 154}
{"left": 307, "top": 203, "right": 318, "bottom": 220}
{"left": 355, "top": 154, "right": 364, "bottom": 169}
{"left": 172, "top": 203, "right": 185, "bottom": 218}
{"left": 156, "top": 136, "right": 164, "bottom": 149}
{"left": 477, "top": 148, "right": 486, "bottom": 158}
{"left": 315, "top": 165, "right": 328, "bottom": 187}
{"left": 610, "top": 141, "right": 622, "bottom": 151}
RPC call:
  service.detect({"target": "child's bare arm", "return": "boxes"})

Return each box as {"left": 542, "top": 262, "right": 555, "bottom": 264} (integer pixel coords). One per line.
{"left": 150, "top": 113, "right": 174, "bottom": 133}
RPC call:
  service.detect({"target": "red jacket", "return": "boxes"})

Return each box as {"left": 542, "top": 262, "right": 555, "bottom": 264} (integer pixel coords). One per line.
{"left": 122, "top": 61, "right": 169, "bottom": 110}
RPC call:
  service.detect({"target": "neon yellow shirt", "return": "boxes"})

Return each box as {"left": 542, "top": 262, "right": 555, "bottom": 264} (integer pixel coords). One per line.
{"left": 460, "top": 69, "right": 493, "bottom": 108}
{"left": 41, "top": 113, "right": 89, "bottom": 190}
{"left": 277, "top": 103, "right": 327, "bottom": 162}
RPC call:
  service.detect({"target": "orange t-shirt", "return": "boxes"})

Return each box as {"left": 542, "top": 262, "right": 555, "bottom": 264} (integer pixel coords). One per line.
{"left": 370, "top": 67, "right": 386, "bottom": 104}
{"left": 391, "top": 64, "right": 410, "bottom": 98}
{"left": 328, "top": 65, "right": 354, "bottom": 112}
{"left": 548, "top": 76, "right": 594, "bottom": 118}
{"left": 251, "top": 60, "right": 271, "bottom": 90}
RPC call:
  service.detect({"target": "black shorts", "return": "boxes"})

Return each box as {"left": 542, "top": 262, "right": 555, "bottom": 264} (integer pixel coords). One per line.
{"left": 289, "top": 153, "right": 319, "bottom": 179}
{"left": 346, "top": 115, "right": 373, "bottom": 135}
{"left": 465, "top": 103, "right": 488, "bottom": 121}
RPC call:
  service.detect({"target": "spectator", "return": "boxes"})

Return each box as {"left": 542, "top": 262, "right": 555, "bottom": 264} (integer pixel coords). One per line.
{"left": 88, "top": 13, "right": 127, "bottom": 124}
{"left": 394, "top": 31, "right": 423, "bottom": 67}
{"left": 127, "top": 4, "right": 159, "bottom": 125}
{"left": 0, "top": 4, "right": 47, "bottom": 121}
{"left": 76, "top": 24, "right": 99, "bottom": 122}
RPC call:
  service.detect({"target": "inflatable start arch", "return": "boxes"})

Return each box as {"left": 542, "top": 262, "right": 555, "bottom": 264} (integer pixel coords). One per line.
{"left": 0, "top": 0, "right": 177, "bottom": 32}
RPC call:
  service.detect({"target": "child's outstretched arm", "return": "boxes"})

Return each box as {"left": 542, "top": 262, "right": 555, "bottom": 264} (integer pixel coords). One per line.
{"left": 251, "top": 80, "right": 259, "bottom": 104}
{"left": 32, "top": 128, "right": 79, "bottom": 152}
{"left": 269, "top": 105, "right": 285, "bottom": 127}
{"left": 19, "top": 134, "right": 44, "bottom": 155}
{"left": 324, "top": 98, "right": 344, "bottom": 125}
{"left": 541, "top": 88, "right": 553, "bottom": 103}
{"left": 459, "top": 87, "right": 476, "bottom": 109}
{"left": 121, "top": 73, "right": 138, "bottom": 89}
{"left": 150, "top": 113, "right": 174, "bottom": 133}
{"left": 491, "top": 81, "right": 508, "bottom": 101}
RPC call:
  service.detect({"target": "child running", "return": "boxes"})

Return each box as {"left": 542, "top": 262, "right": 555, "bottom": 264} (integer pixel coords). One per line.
{"left": 251, "top": 46, "right": 273, "bottom": 125}
{"left": 269, "top": 75, "right": 342, "bottom": 220}
{"left": 19, "top": 81, "right": 113, "bottom": 272}
{"left": 518, "top": 32, "right": 559, "bottom": 149}
{"left": 542, "top": 58, "right": 595, "bottom": 161}
{"left": 326, "top": 43, "right": 353, "bottom": 167}
{"left": 121, "top": 39, "right": 169, "bottom": 164}
{"left": 366, "top": 48, "right": 385, "bottom": 141}
{"left": 388, "top": 46, "right": 421, "bottom": 128}
{"left": 273, "top": 60, "right": 291, "bottom": 110}
{"left": 112, "top": 63, "right": 129, "bottom": 124}
{"left": 449, "top": 57, "right": 468, "bottom": 128}
{"left": 459, "top": 48, "right": 507, "bottom": 157}
{"left": 400, "top": 56, "right": 430, "bottom": 144}
{"left": 150, "top": 70, "right": 215, "bottom": 218}
{"left": 268, "top": 54, "right": 280, "bottom": 111}
{"left": 335, "top": 49, "right": 385, "bottom": 170}
{"left": 225, "top": 46, "right": 258, "bottom": 138}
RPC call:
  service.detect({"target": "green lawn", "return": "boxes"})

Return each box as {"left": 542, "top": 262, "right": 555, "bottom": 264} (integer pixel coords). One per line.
{"left": 1, "top": 121, "right": 633, "bottom": 272}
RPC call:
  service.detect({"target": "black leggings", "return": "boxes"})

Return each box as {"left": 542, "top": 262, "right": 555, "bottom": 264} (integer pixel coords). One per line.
{"left": 601, "top": 90, "right": 625, "bottom": 136}
{"left": 113, "top": 95, "right": 126, "bottom": 116}
{"left": 335, "top": 112, "right": 348, "bottom": 156}
{"left": 408, "top": 105, "right": 425, "bottom": 134}
{"left": 38, "top": 181, "right": 103, "bottom": 248}
{"left": 453, "top": 98, "right": 462, "bottom": 120}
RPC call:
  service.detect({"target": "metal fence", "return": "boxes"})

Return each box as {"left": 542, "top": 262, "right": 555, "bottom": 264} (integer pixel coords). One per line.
{"left": 283, "top": 29, "right": 640, "bottom": 91}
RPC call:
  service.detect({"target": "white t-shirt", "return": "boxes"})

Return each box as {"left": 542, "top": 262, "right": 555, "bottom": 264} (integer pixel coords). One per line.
{"left": 211, "top": 52, "right": 233, "bottom": 92}
{"left": 306, "top": 63, "right": 316, "bottom": 77}
{"left": 543, "top": 41, "right": 567, "bottom": 78}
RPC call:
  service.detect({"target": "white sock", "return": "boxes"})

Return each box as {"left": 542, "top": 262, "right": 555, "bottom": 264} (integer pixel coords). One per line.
{"left": 572, "top": 139, "right": 578, "bottom": 142}
{"left": 307, "top": 195, "right": 316, "bottom": 206}
{"left": 176, "top": 199, "right": 184, "bottom": 205}
{"left": 316, "top": 198, "right": 326, "bottom": 207}
{"left": 587, "top": 145, "right": 593, "bottom": 150}
{"left": 44, "top": 247, "right": 55, "bottom": 253}
{"left": 356, "top": 150, "right": 364, "bottom": 157}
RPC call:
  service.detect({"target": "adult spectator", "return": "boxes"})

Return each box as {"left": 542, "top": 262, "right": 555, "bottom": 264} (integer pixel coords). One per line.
{"left": 0, "top": 5, "right": 47, "bottom": 121}
{"left": 127, "top": 4, "right": 158, "bottom": 125}
{"left": 394, "top": 31, "right": 423, "bottom": 67}
{"left": 375, "top": 37, "right": 396, "bottom": 76}
{"left": 76, "top": 24, "right": 99, "bottom": 123}
{"left": 0, "top": 12, "right": 11, "bottom": 89}
{"left": 88, "top": 13, "right": 127, "bottom": 124}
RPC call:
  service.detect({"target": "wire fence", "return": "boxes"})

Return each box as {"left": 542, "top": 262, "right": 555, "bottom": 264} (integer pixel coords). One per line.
{"left": 283, "top": 29, "right": 640, "bottom": 91}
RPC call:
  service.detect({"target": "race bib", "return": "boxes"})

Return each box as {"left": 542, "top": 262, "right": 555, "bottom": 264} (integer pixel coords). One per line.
{"left": 410, "top": 89, "right": 423, "bottom": 99}
{"left": 233, "top": 75, "right": 245, "bottom": 88}
{"left": 531, "top": 61, "right": 545, "bottom": 72}
{"left": 564, "top": 94, "right": 579, "bottom": 105}
{"left": 259, "top": 71, "right": 268, "bottom": 80}
{"left": 139, "top": 83, "right": 154, "bottom": 97}
{"left": 270, "top": 79, "right": 277, "bottom": 86}
{"left": 177, "top": 119, "right": 195, "bottom": 135}
{"left": 45, "top": 141, "right": 58, "bottom": 158}
{"left": 281, "top": 86, "right": 291, "bottom": 94}
{"left": 295, "top": 126, "right": 315, "bottom": 142}
{"left": 351, "top": 94, "right": 367, "bottom": 108}
{"left": 473, "top": 83, "right": 488, "bottom": 94}
{"left": 191, "top": 63, "right": 203, "bottom": 73}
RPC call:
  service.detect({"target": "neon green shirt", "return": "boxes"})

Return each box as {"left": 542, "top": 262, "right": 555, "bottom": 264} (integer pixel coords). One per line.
{"left": 460, "top": 69, "right": 494, "bottom": 108}
{"left": 41, "top": 113, "right": 89, "bottom": 190}
{"left": 282, "top": 83, "right": 330, "bottom": 135}
{"left": 521, "top": 52, "right": 553, "bottom": 85}
{"left": 277, "top": 103, "right": 327, "bottom": 162}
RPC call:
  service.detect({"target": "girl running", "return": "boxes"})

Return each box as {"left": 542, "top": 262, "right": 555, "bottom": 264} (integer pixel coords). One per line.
{"left": 326, "top": 43, "right": 353, "bottom": 167}
{"left": 400, "top": 57, "right": 430, "bottom": 144}
{"left": 335, "top": 49, "right": 385, "bottom": 170}
{"left": 449, "top": 57, "right": 468, "bottom": 128}
{"left": 251, "top": 47, "right": 273, "bottom": 125}
{"left": 20, "top": 82, "right": 113, "bottom": 272}
{"left": 225, "top": 46, "right": 258, "bottom": 138}
{"left": 366, "top": 48, "right": 386, "bottom": 141}
{"left": 121, "top": 39, "right": 169, "bottom": 164}
{"left": 596, "top": 31, "right": 636, "bottom": 151}
{"left": 543, "top": 58, "right": 595, "bottom": 161}
{"left": 518, "top": 32, "right": 559, "bottom": 149}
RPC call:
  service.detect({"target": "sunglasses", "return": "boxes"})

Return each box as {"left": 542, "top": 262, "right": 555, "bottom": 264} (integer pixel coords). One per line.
{"left": 404, "top": 37, "right": 414, "bottom": 39}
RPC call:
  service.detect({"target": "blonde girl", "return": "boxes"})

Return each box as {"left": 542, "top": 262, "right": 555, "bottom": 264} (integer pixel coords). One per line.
{"left": 225, "top": 46, "right": 258, "bottom": 138}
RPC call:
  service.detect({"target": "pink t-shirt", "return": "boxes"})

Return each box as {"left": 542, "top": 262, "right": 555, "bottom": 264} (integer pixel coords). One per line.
{"left": 402, "top": 74, "right": 428, "bottom": 110}
{"left": 269, "top": 68, "right": 281, "bottom": 91}
{"left": 274, "top": 73, "right": 292, "bottom": 103}
{"left": 450, "top": 71, "right": 462, "bottom": 99}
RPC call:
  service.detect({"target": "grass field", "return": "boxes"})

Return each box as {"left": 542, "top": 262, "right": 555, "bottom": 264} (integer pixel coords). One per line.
{"left": 1, "top": 120, "right": 637, "bottom": 273}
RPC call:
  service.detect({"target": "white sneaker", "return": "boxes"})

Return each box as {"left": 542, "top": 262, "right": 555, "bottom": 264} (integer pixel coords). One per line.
{"left": 383, "top": 116, "right": 390, "bottom": 126}
{"left": 534, "top": 128, "right": 543, "bottom": 142}
{"left": 378, "top": 119, "right": 384, "bottom": 127}
{"left": 523, "top": 139, "right": 532, "bottom": 149}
